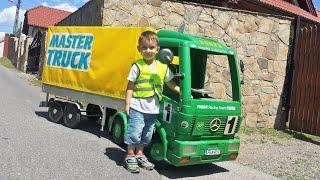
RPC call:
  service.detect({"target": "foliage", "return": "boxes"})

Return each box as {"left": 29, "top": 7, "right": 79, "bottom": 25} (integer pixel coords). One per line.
{"left": 0, "top": 57, "right": 15, "bottom": 69}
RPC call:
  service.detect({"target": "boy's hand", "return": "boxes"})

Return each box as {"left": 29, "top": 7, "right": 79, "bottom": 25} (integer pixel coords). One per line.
{"left": 125, "top": 81, "right": 134, "bottom": 116}
{"left": 166, "top": 81, "right": 180, "bottom": 94}
{"left": 125, "top": 104, "right": 130, "bottom": 116}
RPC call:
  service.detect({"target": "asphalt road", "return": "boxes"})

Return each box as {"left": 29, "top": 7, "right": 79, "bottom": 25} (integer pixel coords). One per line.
{"left": 0, "top": 65, "right": 278, "bottom": 180}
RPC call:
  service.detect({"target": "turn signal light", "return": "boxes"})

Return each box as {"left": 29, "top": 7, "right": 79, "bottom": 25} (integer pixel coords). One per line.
{"left": 180, "top": 157, "right": 190, "bottom": 164}
{"left": 229, "top": 153, "right": 238, "bottom": 159}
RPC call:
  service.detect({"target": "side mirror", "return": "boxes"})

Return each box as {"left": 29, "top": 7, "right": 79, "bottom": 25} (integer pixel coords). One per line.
{"left": 240, "top": 60, "right": 245, "bottom": 84}
{"left": 158, "top": 48, "right": 173, "bottom": 64}
{"left": 240, "top": 60, "right": 245, "bottom": 73}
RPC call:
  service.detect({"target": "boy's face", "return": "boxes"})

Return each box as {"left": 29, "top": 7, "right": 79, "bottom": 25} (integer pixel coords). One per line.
{"left": 138, "top": 39, "right": 159, "bottom": 61}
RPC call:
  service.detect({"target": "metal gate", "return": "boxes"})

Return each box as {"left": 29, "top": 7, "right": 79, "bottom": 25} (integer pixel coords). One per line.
{"left": 26, "top": 31, "right": 42, "bottom": 73}
{"left": 289, "top": 23, "right": 320, "bottom": 136}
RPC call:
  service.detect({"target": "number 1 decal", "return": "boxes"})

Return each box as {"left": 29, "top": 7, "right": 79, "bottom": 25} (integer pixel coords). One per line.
{"left": 163, "top": 102, "right": 172, "bottom": 123}
{"left": 224, "top": 116, "right": 238, "bottom": 135}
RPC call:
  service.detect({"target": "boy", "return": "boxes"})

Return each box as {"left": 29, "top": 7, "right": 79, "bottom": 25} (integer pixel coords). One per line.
{"left": 124, "top": 31, "right": 179, "bottom": 173}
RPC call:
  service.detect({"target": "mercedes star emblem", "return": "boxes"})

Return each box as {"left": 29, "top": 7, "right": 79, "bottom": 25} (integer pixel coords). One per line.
{"left": 210, "top": 118, "right": 221, "bottom": 132}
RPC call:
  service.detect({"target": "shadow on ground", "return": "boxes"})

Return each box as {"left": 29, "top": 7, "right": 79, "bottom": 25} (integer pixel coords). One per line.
{"left": 283, "top": 129, "right": 320, "bottom": 146}
{"left": 103, "top": 147, "right": 228, "bottom": 178}
{"left": 35, "top": 110, "right": 229, "bottom": 178}
{"left": 155, "top": 163, "right": 228, "bottom": 179}
{"left": 35, "top": 110, "right": 111, "bottom": 139}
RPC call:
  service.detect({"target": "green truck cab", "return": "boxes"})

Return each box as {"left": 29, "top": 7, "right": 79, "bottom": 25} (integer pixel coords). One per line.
{"left": 42, "top": 27, "right": 242, "bottom": 167}
{"left": 148, "top": 30, "right": 242, "bottom": 166}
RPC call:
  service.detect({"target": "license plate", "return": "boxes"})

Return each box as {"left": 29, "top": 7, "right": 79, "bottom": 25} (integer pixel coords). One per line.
{"left": 205, "top": 149, "right": 220, "bottom": 155}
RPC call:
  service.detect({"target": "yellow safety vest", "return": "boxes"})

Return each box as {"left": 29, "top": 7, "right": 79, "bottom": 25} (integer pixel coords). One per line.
{"left": 133, "top": 59, "right": 168, "bottom": 101}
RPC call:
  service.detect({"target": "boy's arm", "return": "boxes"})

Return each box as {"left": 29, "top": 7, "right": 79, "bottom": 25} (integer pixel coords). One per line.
{"left": 166, "top": 80, "right": 180, "bottom": 94}
{"left": 125, "top": 81, "right": 135, "bottom": 116}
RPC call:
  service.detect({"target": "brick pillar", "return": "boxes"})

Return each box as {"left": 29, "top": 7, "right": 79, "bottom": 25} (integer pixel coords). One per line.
{"left": 3, "top": 34, "right": 10, "bottom": 57}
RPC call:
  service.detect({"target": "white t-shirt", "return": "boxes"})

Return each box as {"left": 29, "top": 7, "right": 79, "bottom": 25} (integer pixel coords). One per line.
{"left": 127, "top": 62, "right": 174, "bottom": 114}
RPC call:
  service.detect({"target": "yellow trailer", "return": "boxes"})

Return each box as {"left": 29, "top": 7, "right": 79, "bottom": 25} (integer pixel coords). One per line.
{"left": 42, "top": 26, "right": 154, "bottom": 129}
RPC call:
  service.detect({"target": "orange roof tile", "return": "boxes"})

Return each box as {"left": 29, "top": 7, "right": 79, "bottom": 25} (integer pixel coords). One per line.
{"left": 25, "top": 6, "right": 71, "bottom": 28}
{"left": 260, "top": 0, "right": 320, "bottom": 23}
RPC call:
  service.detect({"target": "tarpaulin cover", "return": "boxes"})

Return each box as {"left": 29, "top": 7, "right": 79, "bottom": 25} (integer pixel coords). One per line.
{"left": 42, "top": 26, "right": 155, "bottom": 100}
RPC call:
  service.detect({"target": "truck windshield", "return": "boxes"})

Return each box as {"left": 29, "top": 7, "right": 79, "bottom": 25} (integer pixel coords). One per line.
{"left": 190, "top": 48, "right": 232, "bottom": 101}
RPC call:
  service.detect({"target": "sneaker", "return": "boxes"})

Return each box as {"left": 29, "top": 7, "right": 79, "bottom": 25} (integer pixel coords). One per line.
{"left": 136, "top": 155, "right": 155, "bottom": 170}
{"left": 124, "top": 156, "right": 140, "bottom": 173}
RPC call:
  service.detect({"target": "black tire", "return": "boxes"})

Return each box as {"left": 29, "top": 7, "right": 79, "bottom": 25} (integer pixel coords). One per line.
{"left": 63, "top": 103, "right": 81, "bottom": 129}
{"left": 146, "top": 134, "right": 169, "bottom": 169}
{"left": 86, "top": 104, "right": 102, "bottom": 121}
{"left": 48, "top": 101, "right": 64, "bottom": 123}
{"left": 112, "top": 116, "right": 124, "bottom": 145}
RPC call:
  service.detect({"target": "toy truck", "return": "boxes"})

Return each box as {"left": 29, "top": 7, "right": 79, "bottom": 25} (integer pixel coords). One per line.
{"left": 41, "top": 26, "right": 243, "bottom": 166}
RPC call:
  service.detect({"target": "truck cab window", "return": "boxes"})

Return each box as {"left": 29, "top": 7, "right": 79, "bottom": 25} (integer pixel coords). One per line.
{"left": 190, "top": 49, "right": 232, "bottom": 101}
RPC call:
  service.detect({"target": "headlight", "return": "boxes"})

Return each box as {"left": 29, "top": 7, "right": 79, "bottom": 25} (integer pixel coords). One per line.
{"left": 228, "top": 143, "right": 240, "bottom": 151}
{"left": 183, "top": 145, "right": 196, "bottom": 155}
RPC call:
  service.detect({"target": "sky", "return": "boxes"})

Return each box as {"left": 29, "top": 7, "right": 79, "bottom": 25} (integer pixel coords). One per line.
{"left": 0, "top": 0, "right": 320, "bottom": 41}
{"left": 0, "top": 0, "right": 89, "bottom": 41}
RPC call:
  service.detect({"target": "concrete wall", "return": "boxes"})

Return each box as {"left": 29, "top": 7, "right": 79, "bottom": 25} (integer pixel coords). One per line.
{"left": 0, "top": 42, "right": 3, "bottom": 58}
{"left": 38, "top": 32, "right": 47, "bottom": 78}
{"left": 52, "top": 0, "right": 294, "bottom": 128}
{"left": 8, "top": 37, "right": 19, "bottom": 66}
{"left": 16, "top": 35, "right": 33, "bottom": 72}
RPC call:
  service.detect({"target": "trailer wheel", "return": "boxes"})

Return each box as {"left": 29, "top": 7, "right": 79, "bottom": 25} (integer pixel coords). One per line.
{"left": 63, "top": 103, "right": 81, "bottom": 129}
{"left": 112, "top": 116, "right": 124, "bottom": 145}
{"left": 48, "top": 101, "right": 64, "bottom": 123}
{"left": 86, "top": 104, "right": 102, "bottom": 121}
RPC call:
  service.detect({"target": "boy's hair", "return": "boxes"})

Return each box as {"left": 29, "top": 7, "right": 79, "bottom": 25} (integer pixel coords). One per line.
{"left": 138, "top": 31, "right": 159, "bottom": 45}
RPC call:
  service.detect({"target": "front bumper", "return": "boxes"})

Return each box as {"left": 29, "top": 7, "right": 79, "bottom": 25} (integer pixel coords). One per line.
{"left": 166, "top": 138, "right": 240, "bottom": 166}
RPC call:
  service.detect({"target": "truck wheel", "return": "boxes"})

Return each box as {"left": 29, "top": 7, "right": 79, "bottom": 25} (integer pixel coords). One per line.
{"left": 48, "top": 101, "right": 63, "bottom": 123}
{"left": 148, "top": 135, "right": 164, "bottom": 161}
{"left": 63, "top": 103, "right": 81, "bottom": 129}
{"left": 146, "top": 135, "right": 168, "bottom": 168}
{"left": 112, "top": 117, "right": 124, "bottom": 145}
{"left": 86, "top": 104, "right": 102, "bottom": 121}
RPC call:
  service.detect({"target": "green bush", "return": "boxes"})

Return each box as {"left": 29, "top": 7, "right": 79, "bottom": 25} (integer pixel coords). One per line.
{"left": 0, "top": 57, "right": 15, "bottom": 69}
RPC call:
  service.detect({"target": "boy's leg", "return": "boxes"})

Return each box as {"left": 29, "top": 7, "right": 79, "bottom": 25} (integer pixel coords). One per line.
{"left": 124, "top": 155, "right": 140, "bottom": 173}
{"left": 136, "top": 144, "right": 155, "bottom": 170}
{"left": 136, "top": 113, "right": 158, "bottom": 170}
{"left": 123, "top": 108, "right": 145, "bottom": 173}
{"left": 136, "top": 144, "right": 144, "bottom": 156}
{"left": 127, "top": 144, "right": 135, "bottom": 156}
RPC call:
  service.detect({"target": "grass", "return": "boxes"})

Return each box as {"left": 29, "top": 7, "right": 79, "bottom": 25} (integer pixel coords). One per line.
{"left": 29, "top": 78, "right": 42, "bottom": 87}
{"left": 0, "top": 57, "right": 15, "bottom": 69}
{"left": 239, "top": 125, "right": 293, "bottom": 140}
{"left": 1, "top": 57, "right": 42, "bottom": 87}
{"left": 240, "top": 125, "right": 320, "bottom": 145}
{"left": 284, "top": 129, "right": 320, "bottom": 145}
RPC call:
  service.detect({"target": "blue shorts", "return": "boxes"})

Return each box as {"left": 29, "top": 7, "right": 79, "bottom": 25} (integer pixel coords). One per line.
{"left": 124, "top": 108, "right": 158, "bottom": 145}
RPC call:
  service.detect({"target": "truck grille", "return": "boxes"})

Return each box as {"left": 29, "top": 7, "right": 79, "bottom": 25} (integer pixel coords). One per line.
{"left": 188, "top": 116, "right": 239, "bottom": 136}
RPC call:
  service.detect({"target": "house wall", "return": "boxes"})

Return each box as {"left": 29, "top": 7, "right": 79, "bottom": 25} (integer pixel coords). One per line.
{"left": 57, "top": 0, "right": 104, "bottom": 26}
{"left": 51, "top": 0, "right": 294, "bottom": 128}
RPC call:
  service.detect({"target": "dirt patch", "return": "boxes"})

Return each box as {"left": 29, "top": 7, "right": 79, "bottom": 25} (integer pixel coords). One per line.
{"left": 236, "top": 128, "right": 320, "bottom": 179}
